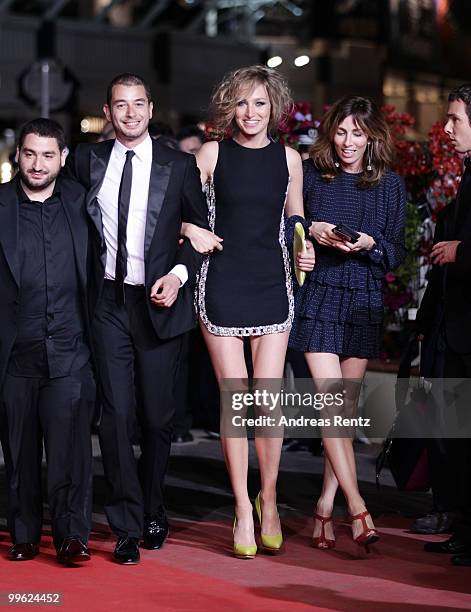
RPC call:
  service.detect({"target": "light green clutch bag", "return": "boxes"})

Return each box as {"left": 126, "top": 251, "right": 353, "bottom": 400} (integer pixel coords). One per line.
{"left": 293, "top": 222, "right": 306, "bottom": 287}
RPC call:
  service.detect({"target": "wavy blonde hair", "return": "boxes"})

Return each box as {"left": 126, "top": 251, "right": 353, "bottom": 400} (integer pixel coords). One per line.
{"left": 210, "top": 65, "right": 292, "bottom": 139}
{"left": 310, "top": 96, "right": 395, "bottom": 188}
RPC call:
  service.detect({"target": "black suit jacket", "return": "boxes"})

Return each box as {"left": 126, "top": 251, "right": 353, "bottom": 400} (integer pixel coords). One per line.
{"left": 0, "top": 176, "right": 91, "bottom": 387}
{"left": 417, "top": 199, "right": 471, "bottom": 354}
{"left": 65, "top": 138, "right": 208, "bottom": 340}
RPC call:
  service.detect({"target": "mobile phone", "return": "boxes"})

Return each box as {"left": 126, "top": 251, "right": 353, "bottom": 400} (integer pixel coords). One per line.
{"left": 332, "top": 224, "right": 360, "bottom": 244}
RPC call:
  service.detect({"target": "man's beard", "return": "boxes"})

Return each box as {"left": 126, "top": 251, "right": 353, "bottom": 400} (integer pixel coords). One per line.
{"left": 114, "top": 117, "right": 149, "bottom": 142}
{"left": 19, "top": 168, "right": 59, "bottom": 192}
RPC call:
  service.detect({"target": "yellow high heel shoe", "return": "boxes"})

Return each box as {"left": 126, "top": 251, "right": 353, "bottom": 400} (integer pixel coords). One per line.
{"left": 255, "top": 492, "right": 283, "bottom": 553}
{"left": 233, "top": 518, "right": 257, "bottom": 559}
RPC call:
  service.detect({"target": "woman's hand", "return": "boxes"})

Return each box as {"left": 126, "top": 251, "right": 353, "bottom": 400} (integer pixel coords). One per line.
{"left": 345, "top": 232, "right": 376, "bottom": 252}
{"left": 310, "top": 223, "right": 375, "bottom": 254}
{"left": 309, "top": 222, "right": 352, "bottom": 252}
{"left": 296, "top": 240, "right": 315, "bottom": 271}
{"left": 181, "top": 222, "right": 223, "bottom": 255}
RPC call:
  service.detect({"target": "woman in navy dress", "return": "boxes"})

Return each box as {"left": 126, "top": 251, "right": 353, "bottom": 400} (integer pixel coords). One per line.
{"left": 289, "top": 96, "right": 406, "bottom": 550}
{"left": 183, "top": 66, "right": 315, "bottom": 558}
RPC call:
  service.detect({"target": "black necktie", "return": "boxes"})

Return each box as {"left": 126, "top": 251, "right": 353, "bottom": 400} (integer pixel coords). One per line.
{"left": 115, "top": 149, "right": 135, "bottom": 304}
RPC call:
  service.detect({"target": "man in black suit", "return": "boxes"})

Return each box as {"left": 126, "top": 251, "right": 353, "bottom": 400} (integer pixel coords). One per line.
{"left": 413, "top": 199, "right": 458, "bottom": 536}
{"left": 0, "top": 119, "right": 95, "bottom": 564}
{"left": 417, "top": 84, "right": 471, "bottom": 565}
{"left": 66, "top": 73, "right": 208, "bottom": 564}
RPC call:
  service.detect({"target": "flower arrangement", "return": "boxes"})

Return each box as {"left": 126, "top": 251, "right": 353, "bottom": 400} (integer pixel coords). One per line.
{"left": 380, "top": 106, "right": 462, "bottom": 352}
{"left": 382, "top": 201, "right": 421, "bottom": 338}
{"left": 278, "top": 101, "right": 319, "bottom": 149}
{"left": 424, "top": 121, "right": 463, "bottom": 214}
{"left": 383, "top": 105, "right": 462, "bottom": 217}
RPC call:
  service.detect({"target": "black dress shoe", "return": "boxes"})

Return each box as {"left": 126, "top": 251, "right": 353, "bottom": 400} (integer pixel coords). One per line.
{"left": 411, "top": 512, "right": 455, "bottom": 535}
{"left": 171, "top": 432, "right": 194, "bottom": 444}
{"left": 113, "top": 537, "right": 140, "bottom": 565}
{"left": 452, "top": 552, "right": 471, "bottom": 566}
{"left": 8, "top": 543, "right": 39, "bottom": 561}
{"left": 424, "top": 536, "right": 467, "bottom": 554}
{"left": 56, "top": 537, "right": 91, "bottom": 564}
{"left": 142, "top": 511, "right": 169, "bottom": 550}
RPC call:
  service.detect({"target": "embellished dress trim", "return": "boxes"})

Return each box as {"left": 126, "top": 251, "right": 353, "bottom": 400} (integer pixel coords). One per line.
{"left": 196, "top": 178, "right": 294, "bottom": 337}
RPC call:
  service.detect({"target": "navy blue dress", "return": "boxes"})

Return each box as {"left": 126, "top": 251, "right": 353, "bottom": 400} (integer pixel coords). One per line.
{"left": 289, "top": 160, "right": 406, "bottom": 358}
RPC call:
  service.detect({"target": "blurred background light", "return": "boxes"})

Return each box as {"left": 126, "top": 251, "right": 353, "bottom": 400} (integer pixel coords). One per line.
{"left": 267, "top": 55, "right": 283, "bottom": 68}
{"left": 294, "top": 55, "right": 310, "bottom": 67}
{"left": 1, "top": 161, "right": 12, "bottom": 184}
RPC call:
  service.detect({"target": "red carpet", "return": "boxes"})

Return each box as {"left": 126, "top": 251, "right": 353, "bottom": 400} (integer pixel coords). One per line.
{"left": 1, "top": 516, "right": 470, "bottom": 611}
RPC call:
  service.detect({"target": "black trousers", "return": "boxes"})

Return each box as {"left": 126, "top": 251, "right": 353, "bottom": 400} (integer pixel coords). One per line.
{"left": 93, "top": 281, "right": 183, "bottom": 538}
{"left": 0, "top": 364, "right": 95, "bottom": 547}
{"left": 427, "top": 437, "right": 458, "bottom": 513}
{"left": 192, "top": 328, "right": 220, "bottom": 433}
{"left": 172, "top": 331, "right": 192, "bottom": 436}
{"left": 421, "top": 334, "right": 458, "bottom": 513}
{"left": 443, "top": 349, "right": 471, "bottom": 545}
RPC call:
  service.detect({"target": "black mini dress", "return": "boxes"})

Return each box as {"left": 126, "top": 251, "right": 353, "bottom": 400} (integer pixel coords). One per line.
{"left": 198, "top": 138, "right": 294, "bottom": 336}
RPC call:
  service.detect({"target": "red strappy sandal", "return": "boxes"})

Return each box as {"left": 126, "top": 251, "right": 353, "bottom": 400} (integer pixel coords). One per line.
{"left": 350, "top": 510, "right": 379, "bottom": 553}
{"left": 312, "top": 513, "right": 335, "bottom": 549}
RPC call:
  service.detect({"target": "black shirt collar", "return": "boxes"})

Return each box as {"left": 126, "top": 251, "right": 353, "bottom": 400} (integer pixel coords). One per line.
{"left": 16, "top": 175, "right": 61, "bottom": 204}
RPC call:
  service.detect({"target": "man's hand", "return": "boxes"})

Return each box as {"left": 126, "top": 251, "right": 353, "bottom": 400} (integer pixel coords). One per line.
{"left": 296, "top": 240, "right": 315, "bottom": 271}
{"left": 430, "top": 240, "right": 461, "bottom": 265}
{"left": 150, "top": 273, "right": 181, "bottom": 308}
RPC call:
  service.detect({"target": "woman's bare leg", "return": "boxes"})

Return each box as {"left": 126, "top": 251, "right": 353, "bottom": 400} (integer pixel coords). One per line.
{"left": 200, "top": 323, "right": 254, "bottom": 546}
{"left": 304, "top": 353, "right": 372, "bottom": 540}
{"left": 250, "top": 331, "right": 289, "bottom": 535}
{"left": 339, "top": 356, "right": 376, "bottom": 538}
{"left": 304, "top": 353, "right": 341, "bottom": 540}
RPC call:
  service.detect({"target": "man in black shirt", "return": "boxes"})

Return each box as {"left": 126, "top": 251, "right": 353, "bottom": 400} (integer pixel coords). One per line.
{"left": 417, "top": 84, "right": 471, "bottom": 565}
{"left": 0, "top": 119, "right": 95, "bottom": 564}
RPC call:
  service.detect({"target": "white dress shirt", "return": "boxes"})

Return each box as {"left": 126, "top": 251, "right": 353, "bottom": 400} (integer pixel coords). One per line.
{"left": 97, "top": 134, "right": 187, "bottom": 286}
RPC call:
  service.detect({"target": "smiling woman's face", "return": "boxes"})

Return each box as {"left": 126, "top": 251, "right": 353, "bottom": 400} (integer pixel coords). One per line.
{"left": 234, "top": 82, "right": 271, "bottom": 138}
{"left": 333, "top": 114, "right": 369, "bottom": 173}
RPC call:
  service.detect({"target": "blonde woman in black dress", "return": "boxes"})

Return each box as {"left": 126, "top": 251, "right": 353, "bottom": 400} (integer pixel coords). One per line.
{"left": 182, "top": 66, "right": 315, "bottom": 558}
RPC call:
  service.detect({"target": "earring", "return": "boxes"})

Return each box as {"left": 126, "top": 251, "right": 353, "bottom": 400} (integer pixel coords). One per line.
{"left": 334, "top": 161, "right": 340, "bottom": 168}
{"left": 366, "top": 141, "right": 373, "bottom": 172}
